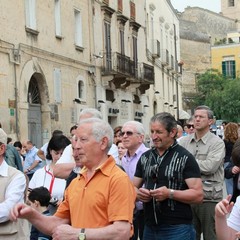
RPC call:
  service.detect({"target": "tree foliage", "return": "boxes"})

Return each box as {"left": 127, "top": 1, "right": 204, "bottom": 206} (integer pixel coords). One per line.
{"left": 193, "top": 69, "right": 240, "bottom": 122}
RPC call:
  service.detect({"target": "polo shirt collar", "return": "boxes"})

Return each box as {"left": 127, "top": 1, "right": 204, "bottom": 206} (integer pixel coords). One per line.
{"left": 80, "top": 155, "right": 116, "bottom": 177}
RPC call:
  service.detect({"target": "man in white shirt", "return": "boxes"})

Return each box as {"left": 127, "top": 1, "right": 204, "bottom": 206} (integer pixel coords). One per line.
{"left": 0, "top": 128, "right": 29, "bottom": 240}
{"left": 53, "top": 108, "right": 119, "bottom": 179}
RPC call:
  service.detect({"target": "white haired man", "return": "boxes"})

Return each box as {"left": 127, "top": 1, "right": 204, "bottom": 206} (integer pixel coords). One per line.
{"left": 10, "top": 118, "right": 135, "bottom": 239}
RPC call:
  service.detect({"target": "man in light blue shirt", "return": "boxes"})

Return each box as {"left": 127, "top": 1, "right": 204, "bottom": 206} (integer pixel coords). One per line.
{"left": 22, "top": 140, "right": 42, "bottom": 180}
{"left": 121, "top": 121, "right": 149, "bottom": 240}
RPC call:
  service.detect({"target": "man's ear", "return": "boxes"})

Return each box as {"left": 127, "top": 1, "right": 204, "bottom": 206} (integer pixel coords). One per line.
{"left": 208, "top": 119, "right": 213, "bottom": 126}
{"left": 170, "top": 128, "right": 178, "bottom": 138}
{"left": 100, "top": 136, "right": 108, "bottom": 150}
{"left": 33, "top": 200, "right": 40, "bottom": 208}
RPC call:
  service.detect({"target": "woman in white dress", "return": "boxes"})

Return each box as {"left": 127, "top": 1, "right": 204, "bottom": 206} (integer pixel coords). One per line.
{"left": 28, "top": 135, "right": 71, "bottom": 214}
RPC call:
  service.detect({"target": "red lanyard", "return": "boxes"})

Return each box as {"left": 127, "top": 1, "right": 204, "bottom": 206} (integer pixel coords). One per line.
{"left": 44, "top": 166, "right": 55, "bottom": 195}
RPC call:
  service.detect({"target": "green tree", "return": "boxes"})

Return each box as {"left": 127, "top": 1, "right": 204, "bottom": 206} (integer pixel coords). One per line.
{"left": 194, "top": 69, "right": 225, "bottom": 107}
{"left": 219, "top": 79, "right": 240, "bottom": 122}
{"left": 193, "top": 69, "right": 240, "bottom": 121}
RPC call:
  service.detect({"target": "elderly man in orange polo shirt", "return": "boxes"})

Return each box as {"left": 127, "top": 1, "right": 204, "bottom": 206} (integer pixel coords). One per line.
{"left": 10, "top": 118, "right": 136, "bottom": 240}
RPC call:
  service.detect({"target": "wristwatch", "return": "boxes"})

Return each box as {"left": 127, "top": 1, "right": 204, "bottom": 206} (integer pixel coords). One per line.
{"left": 169, "top": 189, "right": 175, "bottom": 200}
{"left": 78, "top": 228, "right": 86, "bottom": 240}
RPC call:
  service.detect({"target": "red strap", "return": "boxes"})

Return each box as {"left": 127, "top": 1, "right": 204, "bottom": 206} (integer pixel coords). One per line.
{"left": 44, "top": 166, "right": 55, "bottom": 195}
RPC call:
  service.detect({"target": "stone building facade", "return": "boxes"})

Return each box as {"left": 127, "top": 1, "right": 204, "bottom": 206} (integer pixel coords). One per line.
{"left": 178, "top": 6, "right": 237, "bottom": 112}
{"left": 221, "top": 0, "right": 240, "bottom": 29}
{"left": 0, "top": 0, "right": 182, "bottom": 146}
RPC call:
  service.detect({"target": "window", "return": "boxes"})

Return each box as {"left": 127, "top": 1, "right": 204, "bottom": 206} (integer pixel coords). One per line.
{"left": 76, "top": 76, "right": 86, "bottom": 100}
{"left": 120, "top": 29, "right": 125, "bottom": 55}
{"left": 78, "top": 80, "right": 84, "bottom": 99}
{"left": 106, "top": 89, "right": 114, "bottom": 102}
{"left": 54, "top": 68, "right": 62, "bottom": 103}
{"left": 25, "top": 0, "right": 36, "bottom": 29}
{"left": 104, "top": 21, "right": 112, "bottom": 71}
{"left": 228, "top": 0, "right": 235, "bottom": 7}
{"left": 74, "top": 9, "right": 83, "bottom": 47}
{"left": 55, "top": 0, "right": 62, "bottom": 37}
{"left": 222, "top": 60, "right": 236, "bottom": 79}
{"left": 132, "top": 35, "right": 138, "bottom": 78}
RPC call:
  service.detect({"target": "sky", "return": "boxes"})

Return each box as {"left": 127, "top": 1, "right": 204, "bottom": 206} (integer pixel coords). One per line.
{"left": 170, "top": 0, "right": 221, "bottom": 13}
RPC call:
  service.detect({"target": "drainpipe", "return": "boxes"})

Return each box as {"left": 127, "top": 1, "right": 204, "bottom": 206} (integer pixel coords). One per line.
{"left": 13, "top": 62, "right": 19, "bottom": 138}
{"left": 173, "top": 23, "right": 179, "bottom": 120}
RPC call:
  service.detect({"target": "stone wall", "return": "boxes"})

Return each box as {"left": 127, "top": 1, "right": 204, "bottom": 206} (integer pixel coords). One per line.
{"left": 178, "top": 7, "right": 238, "bottom": 110}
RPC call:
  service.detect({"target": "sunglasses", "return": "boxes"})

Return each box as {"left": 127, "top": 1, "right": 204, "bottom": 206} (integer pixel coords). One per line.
{"left": 121, "top": 131, "right": 134, "bottom": 137}
{"left": 187, "top": 124, "right": 194, "bottom": 129}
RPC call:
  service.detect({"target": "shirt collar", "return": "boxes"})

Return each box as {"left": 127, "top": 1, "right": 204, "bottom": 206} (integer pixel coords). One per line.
{"left": 0, "top": 160, "right": 9, "bottom": 177}
{"left": 125, "top": 143, "right": 149, "bottom": 159}
{"left": 80, "top": 155, "right": 116, "bottom": 177}
{"left": 191, "top": 131, "right": 211, "bottom": 144}
{"left": 152, "top": 140, "right": 178, "bottom": 156}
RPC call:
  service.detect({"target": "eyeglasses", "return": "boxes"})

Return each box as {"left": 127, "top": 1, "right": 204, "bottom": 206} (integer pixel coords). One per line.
{"left": 121, "top": 131, "right": 134, "bottom": 137}
{"left": 187, "top": 124, "right": 194, "bottom": 129}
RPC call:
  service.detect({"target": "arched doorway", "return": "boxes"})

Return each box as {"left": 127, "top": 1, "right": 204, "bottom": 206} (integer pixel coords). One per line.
{"left": 27, "top": 75, "right": 42, "bottom": 148}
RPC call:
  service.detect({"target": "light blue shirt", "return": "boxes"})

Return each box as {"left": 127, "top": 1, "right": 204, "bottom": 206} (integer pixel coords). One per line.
{"left": 23, "top": 146, "right": 42, "bottom": 174}
{"left": 122, "top": 143, "right": 149, "bottom": 180}
{"left": 122, "top": 143, "right": 149, "bottom": 210}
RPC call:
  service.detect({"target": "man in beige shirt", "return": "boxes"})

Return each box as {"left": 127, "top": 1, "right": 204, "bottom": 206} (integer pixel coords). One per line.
{"left": 179, "top": 105, "right": 225, "bottom": 240}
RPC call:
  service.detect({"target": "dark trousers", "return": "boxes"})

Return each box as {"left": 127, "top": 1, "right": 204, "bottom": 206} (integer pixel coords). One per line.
{"left": 192, "top": 202, "right": 217, "bottom": 240}
{"left": 131, "top": 210, "right": 144, "bottom": 240}
{"left": 27, "top": 173, "right": 34, "bottom": 181}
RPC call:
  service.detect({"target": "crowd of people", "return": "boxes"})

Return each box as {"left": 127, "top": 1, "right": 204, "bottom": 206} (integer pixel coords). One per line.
{"left": 1, "top": 106, "right": 240, "bottom": 239}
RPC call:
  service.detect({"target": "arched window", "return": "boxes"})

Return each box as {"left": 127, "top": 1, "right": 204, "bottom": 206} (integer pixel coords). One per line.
{"left": 28, "top": 76, "right": 41, "bottom": 104}
{"left": 78, "top": 80, "right": 84, "bottom": 99}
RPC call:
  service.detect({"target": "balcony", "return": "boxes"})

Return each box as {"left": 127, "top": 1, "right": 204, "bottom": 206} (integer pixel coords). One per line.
{"left": 172, "top": 59, "right": 179, "bottom": 74}
{"left": 138, "top": 63, "right": 154, "bottom": 94}
{"left": 102, "top": 0, "right": 109, "bottom": 5}
{"left": 161, "top": 49, "right": 169, "bottom": 66}
{"left": 101, "top": 53, "right": 154, "bottom": 93}
{"left": 101, "top": 52, "right": 139, "bottom": 88}
{"left": 139, "top": 63, "right": 154, "bottom": 84}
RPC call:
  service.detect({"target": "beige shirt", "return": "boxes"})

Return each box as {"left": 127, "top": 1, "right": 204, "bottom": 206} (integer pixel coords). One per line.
{"left": 179, "top": 131, "right": 225, "bottom": 201}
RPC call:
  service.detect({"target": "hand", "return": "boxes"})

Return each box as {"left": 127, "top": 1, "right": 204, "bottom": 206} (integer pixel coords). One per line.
{"left": 215, "top": 195, "right": 234, "bottom": 218}
{"left": 52, "top": 224, "right": 79, "bottom": 240}
{"left": 232, "top": 166, "right": 240, "bottom": 174}
{"left": 137, "top": 188, "right": 152, "bottom": 202}
{"left": 149, "top": 186, "right": 169, "bottom": 202}
{"left": 9, "top": 203, "right": 33, "bottom": 221}
{"left": 235, "top": 231, "right": 240, "bottom": 239}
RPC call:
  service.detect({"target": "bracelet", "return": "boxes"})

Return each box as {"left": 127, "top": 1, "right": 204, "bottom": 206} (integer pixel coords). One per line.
{"left": 169, "top": 189, "right": 175, "bottom": 199}
{"left": 27, "top": 168, "right": 31, "bottom": 172}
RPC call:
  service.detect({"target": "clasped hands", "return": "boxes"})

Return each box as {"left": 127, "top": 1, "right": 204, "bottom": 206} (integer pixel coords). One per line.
{"left": 137, "top": 186, "right": 169, "bottom": 202}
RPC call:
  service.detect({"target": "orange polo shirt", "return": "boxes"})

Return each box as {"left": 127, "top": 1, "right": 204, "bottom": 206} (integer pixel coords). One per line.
{"left": 55, "top": 156, "right": 136, "bottom": 228}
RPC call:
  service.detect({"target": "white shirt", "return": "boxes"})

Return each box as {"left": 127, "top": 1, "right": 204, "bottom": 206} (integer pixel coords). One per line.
{"left": 108, "top": 144, "right": 119, "bottom": 163}
{"left": 56, "top": 144, "right": 73, "bottom": 164}
{"left": 227, "top": 196, "right": 240, "bottom": 231}
{"left": 0, "top": 160, "right": 26, "bottom": 222}
{"left": 35, "top": 142, "right": 50, "bottom": 165}
{"left": 29, "top": 165, "right": 66, "bottom": 200}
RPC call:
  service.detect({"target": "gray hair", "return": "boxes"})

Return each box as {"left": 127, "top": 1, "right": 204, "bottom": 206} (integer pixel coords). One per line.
{"left": 122, "top": 121, "right": 145, "bottom": 136}
{"left": 194, "top": 105, "right": 214, "bottom": 119}
{"left": 78, "top": 118, "right": 113, "bottom": 152}
{"left": 79, "top": 108, "right": 103, "bottom": 121}
{"left": 150, "top": 112, "right": 177, "bottom": 133}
